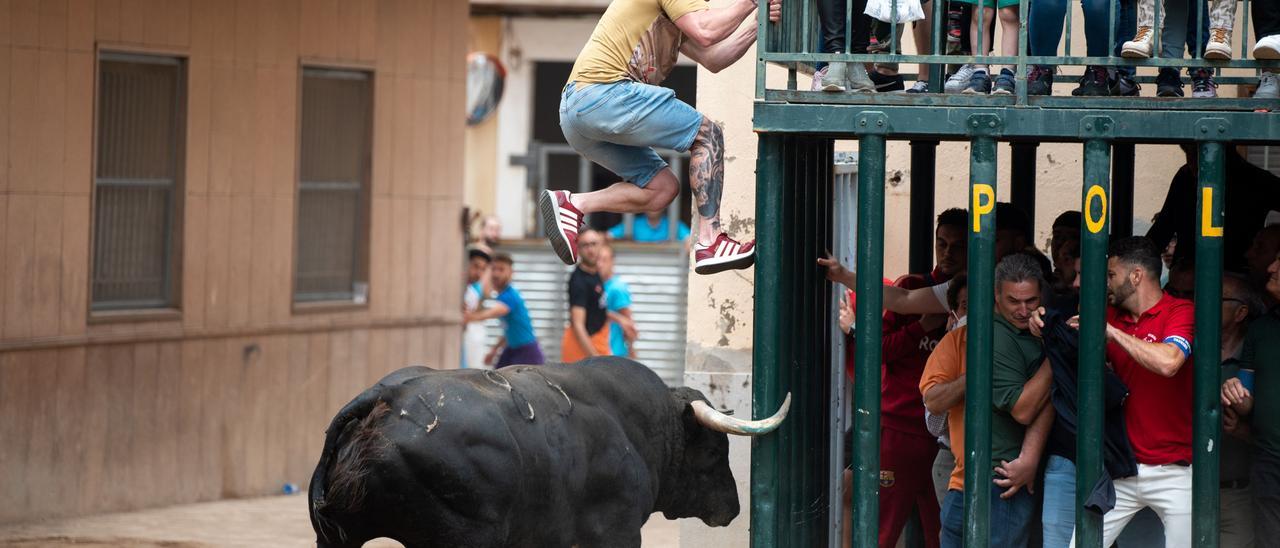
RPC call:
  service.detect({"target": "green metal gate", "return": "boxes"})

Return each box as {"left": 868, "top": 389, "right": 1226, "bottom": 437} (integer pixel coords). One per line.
{"left": 749, "top": 1, "right": 1280, "bottom": 546}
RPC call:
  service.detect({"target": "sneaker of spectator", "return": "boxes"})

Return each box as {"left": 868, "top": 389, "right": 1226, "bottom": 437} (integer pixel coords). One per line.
{"left": 1254, "top": 34, "right": 1280, "bottom": 59}
{"left": 906, "top": 80, "right": 930, "bottom": 93}
{"left": 1122, "top": 26, "right": 1156, "bottom": 58}
{"left": 1204, "top": 27, "right": 1233, "bottom": 60}
{"left": 870, "top": 70, "right": 907, "bottom": 92}
{"left": 1071, "top": 66, "right": 1111, "bottom": 96}
{"left": 992, "top": 68, "right": 1016, "bottom": 95}
{"left": 820, "top": 62, "right": 847, "bottom": 92}
{"left": 1156, "top": 67, "right": 1184, "bottom": 97}
{"left": 1258, "top": 71, "right": 1280, "bottom": 99}
{"left": 945, "top": 64, "right": 976, "bottom": 94}
{"left": 1027, "top": 65, "right": 1054, "bottom": 96}
{"left": 1191, "top": 68, "right": 1218, "bottom": 98}
{"left": 845, "top": 62, "right": 879, "bottom": 93}
{"left": 1113, "top": 71, "right": 1141, "bottom": 96}
{"left": 963, "top": 69, "right": 992, "bottom": 94}
{"left": 811, "top": 64, "right": 832, "bottom": 92}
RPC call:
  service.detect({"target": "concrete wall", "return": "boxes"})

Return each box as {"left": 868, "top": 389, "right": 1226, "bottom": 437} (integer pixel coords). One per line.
{"left": 0, "top": 0, "right": 468, "bottom": 524}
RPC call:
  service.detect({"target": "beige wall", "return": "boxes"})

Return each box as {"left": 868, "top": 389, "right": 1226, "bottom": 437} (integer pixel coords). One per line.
{"left": 0, "top": 0, "right": 468, "bottom": 524}
{"left": 465, "top": 15, "right": 503, "bottom": 221}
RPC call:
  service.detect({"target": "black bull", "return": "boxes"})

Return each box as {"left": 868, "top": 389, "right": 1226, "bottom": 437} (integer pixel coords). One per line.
{"left": 307, "top": 356, "right": 789, "bottom": 548}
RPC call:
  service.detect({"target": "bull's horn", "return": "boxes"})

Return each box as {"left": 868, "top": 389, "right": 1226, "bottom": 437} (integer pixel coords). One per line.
{"left": 691, "top": 393, "right": 791, "bottom": 436}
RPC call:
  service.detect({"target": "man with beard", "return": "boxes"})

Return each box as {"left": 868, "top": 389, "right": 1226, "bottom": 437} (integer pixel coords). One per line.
{"left": 464, "top": 253, "right": 545, "bottom": 368}
{"left": 562, "top": 229, "right": 611, "bottom": 361}
{"left": 1070, "top": 236, "right": 1195, "bottom": 547}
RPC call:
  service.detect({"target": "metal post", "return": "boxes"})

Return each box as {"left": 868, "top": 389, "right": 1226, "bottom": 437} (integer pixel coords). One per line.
{"left": 853, "top": 119, "right": 888, "bottom": 548}
{"left": 1193, "top": 138, "right": 1225, "bottom": 548}
{"left": 963, "top": 126, "right": 998, "bottom": 548}
{"left": 1011, "top": 142, "right": 1038, "bottom": 230}
{"left": 910, "top": 141, "right": 938, "bottom": 274}
{"left": 1112, "top": 144, "right": 1135, "bottom": 238}
{"left": 752, "top": 134, "right": 789, "bottom": 548}
{"left": 1076, "top": 134, "right": 1112, "bottom": 548}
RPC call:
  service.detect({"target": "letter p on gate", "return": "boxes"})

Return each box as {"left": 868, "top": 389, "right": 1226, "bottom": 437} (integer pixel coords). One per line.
{"left": 972, "top": 184, "right": 995, "bottom": 233}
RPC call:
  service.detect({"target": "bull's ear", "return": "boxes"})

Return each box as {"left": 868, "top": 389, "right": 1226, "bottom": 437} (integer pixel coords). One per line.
{"left": 669, "top": 386, "right": 707, "bottom": 412}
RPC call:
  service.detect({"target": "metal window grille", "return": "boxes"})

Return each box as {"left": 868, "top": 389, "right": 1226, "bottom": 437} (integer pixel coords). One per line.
{"left": 294, "top": 68, "right": 372, "bottom": 303}
{"left": 91, "top": 54, "right": 185, "bottom": 310}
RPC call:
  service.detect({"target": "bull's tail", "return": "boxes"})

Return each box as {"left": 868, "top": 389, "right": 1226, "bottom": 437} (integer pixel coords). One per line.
{"left": 309, "top": 392, "right": 393, "bottom": 545}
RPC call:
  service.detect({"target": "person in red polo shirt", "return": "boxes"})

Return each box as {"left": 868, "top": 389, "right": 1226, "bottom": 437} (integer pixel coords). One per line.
{"left": 1071, "top": 236, "right": 1195, "bottom": 547}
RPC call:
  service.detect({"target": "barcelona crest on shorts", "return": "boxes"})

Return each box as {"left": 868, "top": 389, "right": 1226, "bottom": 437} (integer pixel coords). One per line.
{"left": 879, "top": 470, "right": 895, "bottom": 488}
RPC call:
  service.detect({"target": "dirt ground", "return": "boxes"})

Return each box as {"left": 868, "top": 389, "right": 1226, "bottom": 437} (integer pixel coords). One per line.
{"left": 0, "top": 495, "right": 683, "bottom": 548}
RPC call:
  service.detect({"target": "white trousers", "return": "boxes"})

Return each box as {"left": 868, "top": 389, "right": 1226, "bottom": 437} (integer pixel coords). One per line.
{"left": 1071, "top": 463, "right": 1193, "bottom": 548}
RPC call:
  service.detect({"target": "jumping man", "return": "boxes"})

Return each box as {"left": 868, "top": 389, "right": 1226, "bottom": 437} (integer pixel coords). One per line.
{"left": 541, "top": 0, "right": 781, "bottom": 275}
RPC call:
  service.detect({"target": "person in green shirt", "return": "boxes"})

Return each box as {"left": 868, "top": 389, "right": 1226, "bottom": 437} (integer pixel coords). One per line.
{"left": 936, "top": 253, "right": 1054, "bottom": 548}
{"left": 1223, "top": 253, "right": 1280, "bottom": 542}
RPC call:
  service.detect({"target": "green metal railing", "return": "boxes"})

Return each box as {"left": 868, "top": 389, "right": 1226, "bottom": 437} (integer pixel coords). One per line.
{"left": 756, "top": 0, "right": 1280, "bottom": 109}
{"left": 749, "top": 2, "right": 1275, "bottom": 547}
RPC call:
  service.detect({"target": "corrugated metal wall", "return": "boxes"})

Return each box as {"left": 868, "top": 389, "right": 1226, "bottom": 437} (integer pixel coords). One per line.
{"left": 482, "top": 241, "right": 689, "bottom": 386}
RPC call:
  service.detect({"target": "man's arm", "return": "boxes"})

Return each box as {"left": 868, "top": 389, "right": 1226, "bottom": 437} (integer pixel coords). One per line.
{"left": 1010, "top": 361, "right": 1053, "bottom": 425}
{"left": 883, "top": 316, "right": 946, "bottom": 363}
{"left": 485, "top": 336, "right": 507, "bottom": 365}
{"left": 671, "top": 0, "right": 757, "bottom": 48}
{"left": 924, "top": 377, "right": 966, "bottom": 415}
{"left": 679, "top": 17, "right": 757, "bottom": 73}
{"left": 570, "top": 306, "right": 599, "bottom": 357}
{"left": 994, "top": 404, "right": 1054, "bottom": 498}
{"left": 1106, "top": 323, "right": 1188, "bottom": 378}
{"left": 464, "top": 302, "right": 510, "bottom": 323}
{"left": 817, "top": 255, "right": 949, "bottom": 315}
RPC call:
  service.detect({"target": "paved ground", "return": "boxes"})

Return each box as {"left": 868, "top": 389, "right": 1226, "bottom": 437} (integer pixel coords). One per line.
{"left": 0, "top": 495, "right": 683, "bottom": 547}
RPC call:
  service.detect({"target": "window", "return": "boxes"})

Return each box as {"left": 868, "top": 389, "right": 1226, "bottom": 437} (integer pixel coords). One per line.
{"left": 294, "top": 68, "right": 372, "bottom": 303}
{"left": 91, "top": 53, "right": 186, "bottom": 311}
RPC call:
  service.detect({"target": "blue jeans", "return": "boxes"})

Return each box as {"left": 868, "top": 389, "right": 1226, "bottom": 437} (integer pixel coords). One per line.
{"left": 1029, "top": 0, "right": 1137, "bottom": 75}
{"left": 1042, "top": 455, "right": 1077, "bottom": 548}
{"left": 1160, "top": 0, "right": 1211, "bottom": 61}
{"left": 940, "top": 485, "right": 1035, "bottom": 548}
{"left": 558, "top": 81, "right": 701, "bottom": 188}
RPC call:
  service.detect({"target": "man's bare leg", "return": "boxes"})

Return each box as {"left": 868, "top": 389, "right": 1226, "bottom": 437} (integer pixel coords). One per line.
{"left": 689, "top": 116, "right": 724, "bottom": 247}
{"left": 569, "top": 170, "right": 679, "bottom": 216}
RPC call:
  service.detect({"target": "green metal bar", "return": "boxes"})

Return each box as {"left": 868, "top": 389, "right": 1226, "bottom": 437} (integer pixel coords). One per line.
{"left": 891, "top": 0, "right": 899, "bottom": 55}
{"left": 1076, "top": 135, "right": 1111, "bottom": 548}
{"left": 753, "top": 103, "right": 1280, "bottom": 141}
{"left": 756, "top": 0, "right": 767, "bottom": 99}
{"left": 1065, "top": 0, "right": 1073, "bottom": 56}
{"left": 801, "top": 0, "right": 811, "bottom": 53}
{"left": 1112, "top": 144, "right": 1135, "bottom": 238}
{"left": 977, "top": 2, "right": 985, "bottom": 61}
{"left": 909, "top": 141, "right": 938, "bottom": 274}
{"left": 1016, "top": 0, "right": 1029, "bottom": 105}
{"left": 752, "top": 134, "right": 788, "bottom": 548}
{"left": 963, "top": 130, "right": 997, "bottom": 548}
{"left": 852, "top": 130, "right": 887, "bottom": 548}
{"left": 1193, "top": 139, "right": 1225, "bottom": 548}
{"left": 759, "top": 52, "right": 1280, "bottom": 69}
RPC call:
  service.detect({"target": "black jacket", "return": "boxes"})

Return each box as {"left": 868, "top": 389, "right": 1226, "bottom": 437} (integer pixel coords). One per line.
{"left": 1041, "top": 308, "right": 1139, "bottom": 514}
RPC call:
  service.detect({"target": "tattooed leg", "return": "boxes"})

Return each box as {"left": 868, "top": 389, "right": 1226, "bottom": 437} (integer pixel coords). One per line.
{"left": 690, "top": 116, "right": 725, "bottom": 246}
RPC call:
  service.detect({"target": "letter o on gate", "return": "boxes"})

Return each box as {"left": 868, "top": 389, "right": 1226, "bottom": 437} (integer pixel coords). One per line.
{"left": 1085, "top": 185, "right": 1107, "bottom": 234}
{"left": 972, "top": 184, "right": 995, "bottom": 233}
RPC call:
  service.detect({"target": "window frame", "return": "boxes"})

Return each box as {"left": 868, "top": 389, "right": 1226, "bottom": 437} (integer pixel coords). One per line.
{"left": 88, "top": 50, "right": 188, "bottom": 316}
{"left": 290, "top": 64, "right": 375, "bottom": 309}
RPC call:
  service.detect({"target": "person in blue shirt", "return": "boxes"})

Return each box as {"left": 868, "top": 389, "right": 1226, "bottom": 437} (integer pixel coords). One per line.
{"left": 607, "top": 211, "right": 691, "bottom": 243}
{"left": 599, "top": 245, "right": 638, "bottom": 358}
{"left": 463, "top": 253, "right": 544, "bottom": 368}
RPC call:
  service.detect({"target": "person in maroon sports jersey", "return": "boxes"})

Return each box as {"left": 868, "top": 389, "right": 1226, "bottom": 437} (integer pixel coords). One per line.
{"left": 1034, "top": 236, "right": 1195, "bottom": 547}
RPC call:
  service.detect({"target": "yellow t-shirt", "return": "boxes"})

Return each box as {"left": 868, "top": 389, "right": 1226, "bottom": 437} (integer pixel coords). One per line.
{"left": 568, "top": 0, "right": 708, "bottom": 85}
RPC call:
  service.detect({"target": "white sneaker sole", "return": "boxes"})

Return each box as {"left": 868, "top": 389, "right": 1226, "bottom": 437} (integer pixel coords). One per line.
{"left": 1255, "top": 44, "right": 1280, "bottom": 60}
{"left": 1121, "top": 44, "right": 1152, "bottom": 58}
{"left": 694, "top": 249, "right": 756, "bottom": 275}
{"left": 1203, "top": 46, "right": 1231, "bottom": 61}
{"left": 538, "top": 190, "right": 577, "bottom": 265}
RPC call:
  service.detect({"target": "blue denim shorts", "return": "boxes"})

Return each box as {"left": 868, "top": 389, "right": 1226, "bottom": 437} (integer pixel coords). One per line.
{"left": 559, "top": 80, "right": 703, "bottom": 188}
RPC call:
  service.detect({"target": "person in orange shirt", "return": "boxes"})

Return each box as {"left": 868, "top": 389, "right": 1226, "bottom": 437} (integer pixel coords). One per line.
{"left": 562, "top": 229, "right": 612, "bottom": 361}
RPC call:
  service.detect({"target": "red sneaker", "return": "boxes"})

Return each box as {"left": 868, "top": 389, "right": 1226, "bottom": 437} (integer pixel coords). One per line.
{"left": 693, "top": 233, "right": 756, "bottom": 275}
{"left": 539, "top": 190, "right": 584, "bottom": 265}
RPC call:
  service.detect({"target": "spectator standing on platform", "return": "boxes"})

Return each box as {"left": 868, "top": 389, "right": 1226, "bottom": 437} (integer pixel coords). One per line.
{"left": 599, "top": 245, "right": 639, "bottom": 358}
{"left": 562, "top": 229, "right": 611, "bottom": 361}
{"left": 462, "top": 247, "right": 493, "bottom": 370}
{"left": 465, "top": 253, "right": 544, "bottom": 368}
{"left": 608, "top": 210, "right": 691, "bottom": 243}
